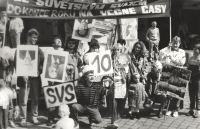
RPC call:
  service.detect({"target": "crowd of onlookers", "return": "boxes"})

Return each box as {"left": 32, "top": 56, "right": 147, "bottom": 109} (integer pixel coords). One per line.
{"left": 0, "top": 19, "right": 200, "bottom": 129}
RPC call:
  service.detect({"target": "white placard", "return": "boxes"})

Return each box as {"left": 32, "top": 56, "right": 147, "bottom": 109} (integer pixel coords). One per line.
{"left": 42, "top": 50, "right": 68, "bottom": 82}
{"left": 16, "top": 45, "right": 38, "bottom": 76}
{"left": 43, "top": 82, "right": 77, "bottom": 108}
{"left": 88, "top": 50, "right": 113, "bottom": 75}
{"left": 72, "top": 19, "right": 93, "bottom": 42}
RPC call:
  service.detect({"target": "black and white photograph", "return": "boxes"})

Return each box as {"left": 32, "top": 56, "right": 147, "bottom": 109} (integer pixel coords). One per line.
{"left": 1, "top": 0, "right": 200, "bottom": 128}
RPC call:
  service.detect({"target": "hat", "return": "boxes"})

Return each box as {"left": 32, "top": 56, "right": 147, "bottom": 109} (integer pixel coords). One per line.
{"left": 82, "top": 65, "right": 94, "bottom": 75}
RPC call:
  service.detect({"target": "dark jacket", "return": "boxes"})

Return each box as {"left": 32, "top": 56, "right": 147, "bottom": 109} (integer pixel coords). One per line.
{"left": 15, "top": 47, "right": 44, "bottom": 87}
{"left": 75, "top": 77, "right": 105, "bottom": 108}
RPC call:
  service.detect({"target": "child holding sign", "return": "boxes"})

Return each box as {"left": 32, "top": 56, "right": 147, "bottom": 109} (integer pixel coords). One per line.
{"left": 128, "top": 73, "right": 147, "bottom": 119}
{"left": 0, "top": 79, "right": 13, "bottom": 129}
{"left": 55, "top": 104, "right": 74, "bottom": 129}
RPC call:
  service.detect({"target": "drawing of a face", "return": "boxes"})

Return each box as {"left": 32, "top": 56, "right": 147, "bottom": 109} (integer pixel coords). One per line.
{"left": 24, "top": 57, "right": 31, "bottom": 64}
{"left": 48, "top": 63, "right": 60, "bottom": 78}
{"left": 77, "top": 20, "right": 89, "bottom": 37}
{"left": 23, "top": 51, "right": 33, "bottom": 71}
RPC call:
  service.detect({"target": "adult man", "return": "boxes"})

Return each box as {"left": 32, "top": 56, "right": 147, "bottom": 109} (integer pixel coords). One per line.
{"left": 146, "top": 61, "right": 167, "bottom": 118}
{"left": 71, "top": 65, "right": 105, "bottom": 128}
{"left": 159, "top": 36, "right": 186, "bottom": 117}
{"left": 9, "top": 17, "right": 24, "bottom": 48}
{"left": 16, "top": 29, "right": 44, "bottom": 126}
{"left": 146, "top": 21, "right": 160, "bottom": 61}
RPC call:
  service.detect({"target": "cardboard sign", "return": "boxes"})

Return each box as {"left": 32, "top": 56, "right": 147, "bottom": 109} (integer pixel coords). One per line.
{"left": 42, "top": 50, "right": 68, "bottom": 82}
{"left": 16, "top": 45, "right": 38, "bottom": 76}
{"left": 43, "top": 82, "right": 77, "bottom": 108}
{"left": 158, "top": 63, "right": 192, "bottom": 100}
{"left": 88, "top": 50, "right": 113, "bottom": 75}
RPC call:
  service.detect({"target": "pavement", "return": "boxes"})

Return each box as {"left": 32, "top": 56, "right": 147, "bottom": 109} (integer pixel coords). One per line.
{"left": 12, "top": 87, "right": 200, "bottom": 129}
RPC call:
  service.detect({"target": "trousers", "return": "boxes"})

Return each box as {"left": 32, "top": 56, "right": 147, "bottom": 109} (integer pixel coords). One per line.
{"left": 19, "top": 76, "right": 41, "bottom": 120}
{"left": 0, "top": 107, "right": 8, "bottom": 129}
{"left": 149, "top": 40, "right": 159, "bottom": 59}
{"left": 168, "top": 98, "right": 180, "bottom": 111}
{"left": 70, "top": 104, "right": 102, "bottom": 126}
{"left": 189, "top": 80, "right": 200, "bottom": 110}
{"left": 9, "top": 31, "right": 21, "bottom": 48}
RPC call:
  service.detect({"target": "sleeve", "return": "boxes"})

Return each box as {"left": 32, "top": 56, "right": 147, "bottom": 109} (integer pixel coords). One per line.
{"left": 77, "top": 56, "right": 83, "bottom": 73}
{"left": 38, "top": 48, "right": 44, "bottom": 74}
{"left": 158, "top": 28, "right": 160, "bottom": 41}
{"left": 99, "top": 85, "right": 105, "bottom": 105}
{"left": 180, "top": 51, "right": 186, "bottom": 66}
{"left": 19, "top": 18, "right": 24, "bottom": 32}
{"left": 146, "top": 28, "right": 150, "bottom": 41}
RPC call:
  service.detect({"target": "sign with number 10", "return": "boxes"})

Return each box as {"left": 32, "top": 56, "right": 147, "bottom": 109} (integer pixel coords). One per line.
{"left": 88, "top": 50, "right": 113, "bottom": 75}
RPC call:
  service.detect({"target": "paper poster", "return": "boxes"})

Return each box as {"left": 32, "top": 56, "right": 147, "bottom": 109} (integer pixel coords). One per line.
{"left": 92, "top": 19, "right": 115, "bottom": 45}
{"left": 16, "top": 45, "right": 38, "bottom": 76}
{"left": 72, "top": 19, "right": 93, "bottom": 42}
{"left": 43, "top": 82, "right": 77, "bottom": 108}
{"left": 115, "top": 81, "right": 127, "bottom": 98}
{"left": 121, "top": 18, "right": 138, "bottom": 40}
{"left": 43, "top": 50, "right": 68, "bottom": 82}
{"left": 87, "top": 50, "right": 113, "bottom": 75}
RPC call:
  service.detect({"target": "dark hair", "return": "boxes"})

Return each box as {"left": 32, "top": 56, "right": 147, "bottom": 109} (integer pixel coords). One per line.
{"left": 131, "top": 41, "right": 147, "bottom": 57}
{"left": 88, "top": 39, "right": 100, "bottom": 49}
{"left": 52, "top": 37, "right": 61, "bottom": 44}
{"left": 64, "top": 37, "right": 78, "bottom": 52}
{"left": 77, "top": 29, "right": 89, "bottom": 37}
{"left": 117, "top": 39, "right": 126, "bottom": 46}
{"left": 194, "top": 43, "right": 200, "bottom": 49}
{"left": 27, "top": 29, "right": 39, "bottom": 38}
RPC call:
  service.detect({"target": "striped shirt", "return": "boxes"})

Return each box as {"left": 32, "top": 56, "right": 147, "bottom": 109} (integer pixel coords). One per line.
{"left": 76, "top": 78, "right": 105, "bottom": 108}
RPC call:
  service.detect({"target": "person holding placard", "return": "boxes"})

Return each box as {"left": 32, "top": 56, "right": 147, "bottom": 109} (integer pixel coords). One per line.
{"left": 64, "top": 37, "right": 83, "bottom": 86}
{"left": 71, "top": 65, "right": 105, "bottom": 128}
{"left": 46, "top": 37, "right": 63, "bottom": 126}
{"left": 112, "top": 39, "right": 129, "bottom": 120}
{"left": 159, "top": 36, "right": 186, "bottom": 117}
{"left": 187, "top": 43, "right": 200, "bottom": 118}
{"left": 15, "top": 29, "right": 44, "bottom": 126}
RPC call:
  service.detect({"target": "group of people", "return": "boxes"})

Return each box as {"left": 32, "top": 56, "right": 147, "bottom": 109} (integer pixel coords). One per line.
{"left": 0, "top": 21, "right": 200, "bottom": 129}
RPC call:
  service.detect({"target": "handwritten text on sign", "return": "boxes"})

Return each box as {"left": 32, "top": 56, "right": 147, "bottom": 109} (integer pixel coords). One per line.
{"left": 43, "top": 82, "right": 77, "bottom": 108}
{"left": 88, "top": 50, "right": 113, "bottom": 75}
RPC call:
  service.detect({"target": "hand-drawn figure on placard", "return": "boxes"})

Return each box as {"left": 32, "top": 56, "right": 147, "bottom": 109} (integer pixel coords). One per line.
{"left": 45, "top": 54, "right": 65, "bottom": 80}
{"left": 19, "top": 50, "right": 35, "bottom": 72}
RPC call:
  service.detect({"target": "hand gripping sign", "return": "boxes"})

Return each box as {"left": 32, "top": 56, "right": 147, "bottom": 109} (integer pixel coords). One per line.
{"left": 88, "top": 50, "right": 113, "bottom": 75}
{"left": 43, "top": 82, "right": 77, "bottom": 108}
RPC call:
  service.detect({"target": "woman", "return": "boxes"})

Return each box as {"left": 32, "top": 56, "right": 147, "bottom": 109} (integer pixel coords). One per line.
{"left": 128, "top": 41, "right": 148, "bottom": 85}
{"left": 112, "top": 39, "right": 129, "bottom": 120}
{"left": 64, "top": 37, "right": 83, "bottom": 86}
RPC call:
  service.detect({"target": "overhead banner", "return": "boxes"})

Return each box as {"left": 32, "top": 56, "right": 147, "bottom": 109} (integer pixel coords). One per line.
{"left": 6, "top": 0, "right": 170, "bottom": 19}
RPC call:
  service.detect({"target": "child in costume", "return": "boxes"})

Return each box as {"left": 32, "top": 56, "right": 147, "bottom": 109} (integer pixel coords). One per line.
{"left": 55, "top": 104, "right": 74, "bottom": 129}
{"left": 128, "top": 73, "right": 147, "bottom": 119}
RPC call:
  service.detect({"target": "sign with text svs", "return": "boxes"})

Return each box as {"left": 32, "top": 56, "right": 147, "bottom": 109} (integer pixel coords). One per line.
{"left": 43, "top": 82, "right": 77, "bottom": 108}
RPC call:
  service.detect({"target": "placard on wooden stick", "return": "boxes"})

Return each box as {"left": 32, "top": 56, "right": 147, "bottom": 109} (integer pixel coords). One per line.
{"left": 43, "top": 82, "right": 77, "bottom": 108}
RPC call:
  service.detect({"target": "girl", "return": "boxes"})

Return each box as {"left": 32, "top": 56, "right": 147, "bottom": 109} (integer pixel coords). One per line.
{"left": 128, "top": 73, "right": 147, "bottom": 119}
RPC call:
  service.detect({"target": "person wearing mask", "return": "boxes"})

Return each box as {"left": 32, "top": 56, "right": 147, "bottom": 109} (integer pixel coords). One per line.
{"left": 112, "top": 39, "right": 129, "bottom": 120}
{"left": 159, "top": 36, "right": 186, "bottom": 117}
{"left": 15, "top": 29, "right": 44, "bottom": 126}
